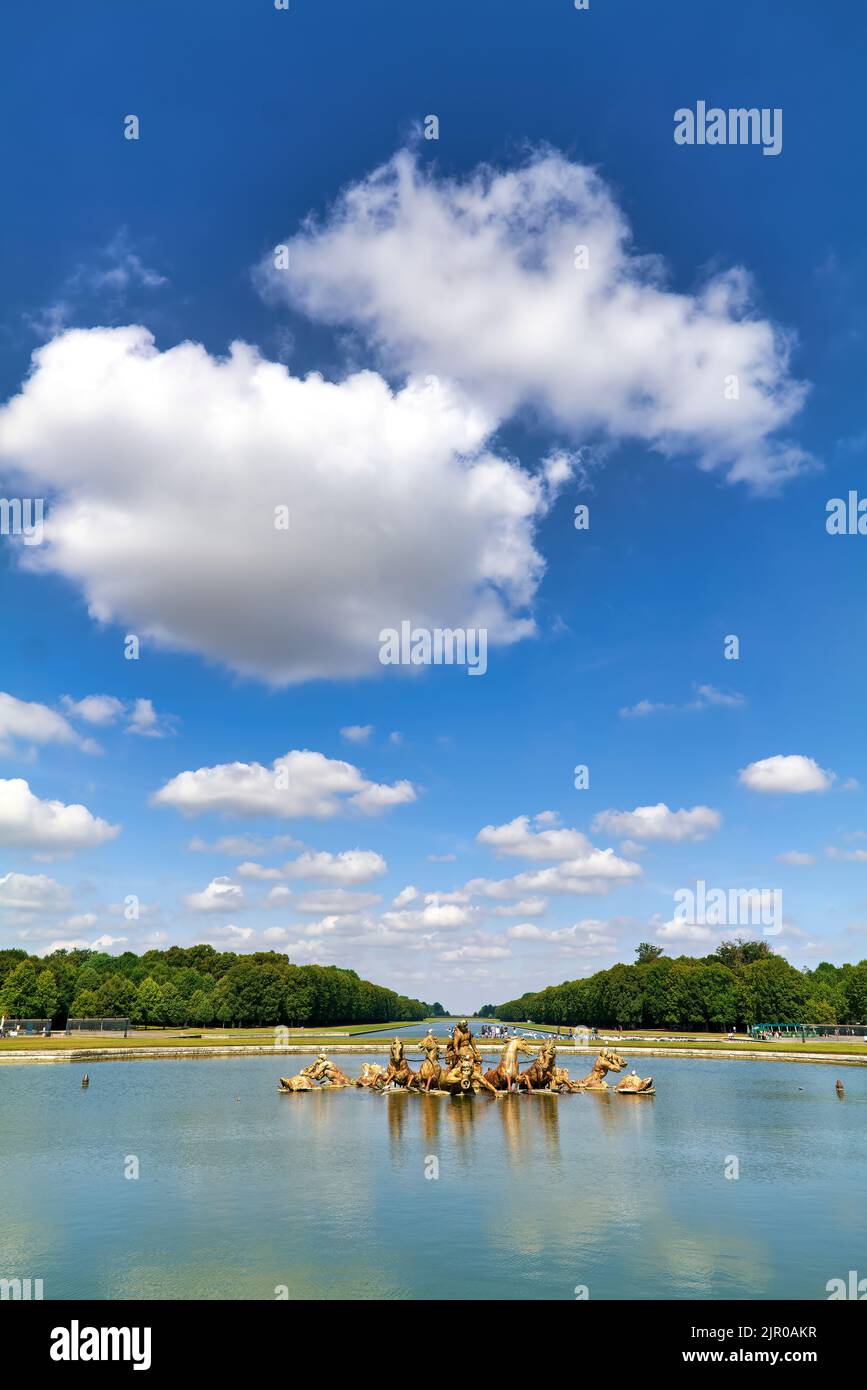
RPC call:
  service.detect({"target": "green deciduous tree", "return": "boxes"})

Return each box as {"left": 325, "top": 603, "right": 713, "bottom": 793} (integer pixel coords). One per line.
{"left": 843, "top": 962, "right": 867, "bottom": 1023}
{"left": 187, "top": 989, "right": 214, "bottom": 1027}
{"left": 635, "top": 942, "right": 664, "bottom": 965}
{"left": 96, "top": 974, "right": 137, "bottom": 1018}
{"left": 70, "top": 990, "right": 100, "bottom": 1019}
{"left": 1, "top": 961, "right": 42, "bottom": 1017}
{"left": 492, "top": 941, "right": 833, "bottom": 1032}
{"left": 134, "top": 977, "right": 165, "bottom": 1027}
{"left": 36, "top": 970, "right": 60, "bottom": 1021}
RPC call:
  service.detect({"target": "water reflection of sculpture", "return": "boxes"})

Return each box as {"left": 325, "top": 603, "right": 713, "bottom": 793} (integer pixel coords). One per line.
{"left": 495, "top": 1078, "right": 561, "bottom": 1157}
{"left": 278, "top": 1024, "right": 655, "bottom": 1095}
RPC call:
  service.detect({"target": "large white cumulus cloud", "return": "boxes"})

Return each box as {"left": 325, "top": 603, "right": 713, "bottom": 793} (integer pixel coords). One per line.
{"left": 0, "top": 778, "right": 119, "bottom": 852}
{"left": 260, "top": 148, "right": 810, "bottom": 489}
{"left": 0, "top": 326, "right": 564, "bottom": 684}
{"left": 152, "top": 749, "right": 416, "bottom": 819}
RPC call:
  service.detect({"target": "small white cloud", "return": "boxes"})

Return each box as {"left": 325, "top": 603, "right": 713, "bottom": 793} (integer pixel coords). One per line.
{"left": 592, "top": 803, "right": 721, "bottom": 843}
{"left": 340, "top": 724, "right": 374, "bottom": 744}
{"left": 491, "top": 897, "right": 548, "bottom": 918}
{"left": 63, "top": 913, "right": 100, "bottom": 931}
{"left": 207, "top": 924, "right": 253, "bottom": 942}
{"left": 776, "top": 851, "right": 816, "bottom": 866}
{"left": 25, "top": 231, "right": 167, "bottom": 340}
{"left": 619, "top": 699, "right": 663, "bottom": 718}
{"left": 283, "top": 849, "right": 387, "bottom": 884}
{"left": 438, "top": 942, "right": 511, "bottom": 963}
{"left": 236, "top": 861, "right": 284, "bottom": 881}
{"left": 187, "top": 833, "right": 301, "bottom": 856}
{"left": 620, "top": 685, "right": 744, "bottom": 718}
{"left": 476, "top": 814, "right": 601, "bottom": 861}
{"left": 0, "top": 692, "right": 95, "bottom": 754}
{"left": 383, "top": 898, "right": 474, "bottom": 931}
{"left": 392, "top": 885, "right": 419, "bottom": 908}
{"left": 62, "top": 693, "right": 174, "bottom": 738}
{"left": 0, "top": 871, "right": 71, "bottom": 912}
{"left": 266, "top": 886, "right": 293, "bottom": 906}
{"left": 153, "top": 749, "right": 416, "bottom": 820}
{"left": 292, "top": 888, "right": 382, "bottom": 916}
{"left": 506, "top": 919, "right": 617, "bottom": 950}
{"left": 183, "top": 877, "right": 246, "bottom": 913}
{"left": 422, "top": 901, "right": 473, "bottom": 928}
{"left": 739, "top": 755, "right": 834, "bottom": 794}
{"left": 89, "top": 934, "right": 127, "bottom": 951}
{"left": 655, "top": 918, "right": 717, "bottom": 943}
{"left": 127, "top": 698, "right": 163, "bottom": 736}
{"left": 85, "top": 230, "right": 167, "bottom": 295}
{"left": 61, "top": 694, "right": 125, "bottom": 727}
{"left": 694, "top": 684, "right": 745, "bottom": 709}
{"left": 467, "top": 852, "right": 640, "bottom": 901}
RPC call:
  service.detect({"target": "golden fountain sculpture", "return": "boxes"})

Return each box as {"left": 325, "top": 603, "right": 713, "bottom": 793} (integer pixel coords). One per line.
{"left": 279, "top": 1023, "right": 655, "bottom": 1096}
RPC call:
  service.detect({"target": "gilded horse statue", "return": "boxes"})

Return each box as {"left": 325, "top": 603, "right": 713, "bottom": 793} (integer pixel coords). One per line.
{"left": 376, "top": 1038, "right": 417, "bottom": 1090}
{"left": 514, "top": 1042, "right": 652, "bottom": 1094}
{"left": 281, "top": 1038, "right": 655, "bottom": 1097}
{"left": 574, "top": 1047, "right": 653, "bottom": 1092}
{"left": 417, "top": 1031, "right": 443, "bottom": 1092}
{"left": 484, "top": 1035, "right": 533, "bottom": 1092}
{"left": 517, "top": 1039, "right": 559, "bottom": 1091}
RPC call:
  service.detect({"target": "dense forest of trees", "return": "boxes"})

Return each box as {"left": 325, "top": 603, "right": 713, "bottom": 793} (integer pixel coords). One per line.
{"left": 0, "top": 944, "right": 445, "bottom": 1029}
{"left": 482, "top": 941, "right": 867, "bottom": 1032}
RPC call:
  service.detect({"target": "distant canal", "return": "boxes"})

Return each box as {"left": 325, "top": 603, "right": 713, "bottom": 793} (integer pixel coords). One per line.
{"left": 0, "top": 1054, "right": 863, "bottom": 1300}
{"left": 353, "top": 1017, "right": 562, "bottom": 1040}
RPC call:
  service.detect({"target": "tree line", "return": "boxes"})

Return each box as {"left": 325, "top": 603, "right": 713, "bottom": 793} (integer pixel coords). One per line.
{"left": 0, "top": 944, "right": 446, "bottom": 1029}
{"left": 481, "top": 941, "right": 867, "bottom": 1031}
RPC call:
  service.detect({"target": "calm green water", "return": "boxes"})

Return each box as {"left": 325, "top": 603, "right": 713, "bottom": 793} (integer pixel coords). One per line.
{"left": 0, "top": 1055, "right": 864, "bottom": 1300}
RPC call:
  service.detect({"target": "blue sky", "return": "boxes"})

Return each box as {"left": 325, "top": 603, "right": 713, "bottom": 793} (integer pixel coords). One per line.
{"left": 0, "top": 0, "right": 865, "bottom": 1011}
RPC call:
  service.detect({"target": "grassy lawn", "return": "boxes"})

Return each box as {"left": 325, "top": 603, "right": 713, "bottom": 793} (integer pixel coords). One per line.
{"left": 483, "top": 1022, "right": 867, "bottom": 1056}
{"left": 601, "top": 1036, "right": 867, "bottom": 1055}
{"left": 2, "top": 1021, "right": 865, "bottom": 1059}
{"left": 0, "top": 1021, "right": 441, "bottom": 1053}
{"left": 0, "top": 1030, "right": 267, "bottom": 1052}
